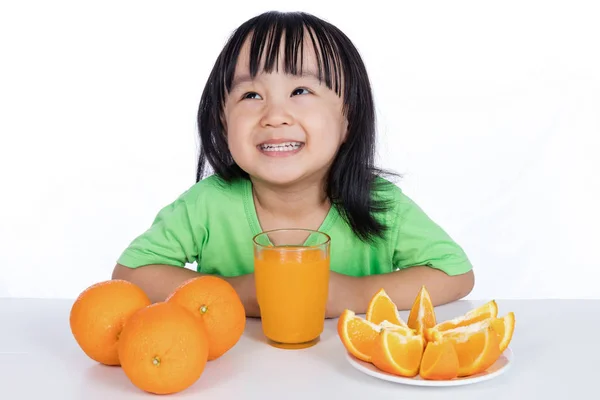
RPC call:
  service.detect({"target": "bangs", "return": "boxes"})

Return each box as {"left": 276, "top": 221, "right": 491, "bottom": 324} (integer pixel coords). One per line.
{"left": 220, "top": 12, "right": 346, "bottom": 103}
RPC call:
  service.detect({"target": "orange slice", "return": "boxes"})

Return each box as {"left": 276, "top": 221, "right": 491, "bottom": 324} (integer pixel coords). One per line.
{"left": 424, "top": 300, "right": 498, "bottom": 341}
{"left": 419, "top": 340, "right": 459, "bottom": 380}
{"left": 337, "top": 309, "right": 382, "bottom": 362}
{"left": 440, "top": 323, "right": 502, "bottom": 376}
{"left": 431, "top": 312, "right": 515, "bottom": 354}
{"left": 370, "top": 329, "right": 424, "bottom": 377}
{"left": 407, "top": 286, "right": 436, "bottom": 336}
{"left": 366, "top": 289, "right": 407, "bottom": 327}
{"left": 379, "top": 320, "right": 416, "bottom": 336}
{"left": 490, "top": 312, "right": 515, "bottom": 353}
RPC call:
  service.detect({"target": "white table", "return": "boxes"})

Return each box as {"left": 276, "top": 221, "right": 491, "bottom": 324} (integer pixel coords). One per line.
{"left": 0, "top": 298, "right": 594, "bottom": 399}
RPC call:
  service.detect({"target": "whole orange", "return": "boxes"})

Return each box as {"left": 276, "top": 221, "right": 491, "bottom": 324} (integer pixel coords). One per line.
{"left": 69, "top": 279, "right": 151, "bottom": 366}
{"left": 118, "top": 302, "right": 209, "bottom": 395}
{"left": 167, "top": 276, "right": 246, "bottom": 360}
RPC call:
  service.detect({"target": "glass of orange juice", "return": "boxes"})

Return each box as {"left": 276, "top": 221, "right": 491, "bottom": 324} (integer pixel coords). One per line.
{"left": 253, "top": 229, "right": 330, "bottom": 349}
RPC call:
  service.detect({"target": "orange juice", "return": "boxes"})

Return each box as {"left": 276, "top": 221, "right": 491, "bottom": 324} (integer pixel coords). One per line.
{"left": 254, "top": 245, "right": 330, "bottom": 348}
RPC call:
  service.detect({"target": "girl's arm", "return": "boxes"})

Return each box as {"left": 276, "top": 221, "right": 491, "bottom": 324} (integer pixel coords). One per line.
{"left": 325, "top": 183, "right": 476, "bottom": 318}
{"left": 112, "top": 264, "right": 261, "bottom": 317}
{"left": 326, "top": 267, "right": 474, "bottom": 318}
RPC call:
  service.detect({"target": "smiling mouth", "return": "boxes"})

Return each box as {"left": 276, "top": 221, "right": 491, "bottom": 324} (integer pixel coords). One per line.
{"left": 258, "top": 141, "right": 305, "bottom": 153}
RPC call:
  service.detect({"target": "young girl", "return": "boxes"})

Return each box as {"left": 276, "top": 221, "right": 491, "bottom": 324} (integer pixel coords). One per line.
{"left": 112, "top": 10, "right": 474, "bottom": 318}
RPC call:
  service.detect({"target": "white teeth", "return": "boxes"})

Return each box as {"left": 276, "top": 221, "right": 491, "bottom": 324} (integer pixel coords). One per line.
{"left": 259, "top": 142, "right": 303, "bottom": 152}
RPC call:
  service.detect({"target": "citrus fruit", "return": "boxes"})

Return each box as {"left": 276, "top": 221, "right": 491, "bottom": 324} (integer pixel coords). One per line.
{"left": 407, "top": 285, "right": 436, "bottom": 336}
{"left": 118, "top": 302, "right": 209, "bottom": 395}
{"left": 337, "top": 309, "right": 382, "bottom": 362}
{"left": 166, "top": 276, "right": 246, "bottom": 360}
{"left": 490, "top": 312, "right": 515, "bottom": 352}
{"left": 69, "top": 279, "right": 151, "bottom": 366}
{"left": 419, "top": 340, "right": 459, "bottom": 380}
{"left": 366, "top": 288, "right": 407, "bottom": 327}
{"left": 430, "top": 312, "right": 515, "bottom": 354}
{"left": 370, "top": 329, "right": 424, "bottom": 377}
{"left": 424, "top": 300, "right": 498, "bottom": 341}
{"left": 438, "top": 323, "right": 502, "bottom": 376}
{"left": 379, "top": 320, "right": 416, "bottom": 335}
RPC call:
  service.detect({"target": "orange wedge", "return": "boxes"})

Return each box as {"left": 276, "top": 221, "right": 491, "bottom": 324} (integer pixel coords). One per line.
{"left": 370, "top": 329, "right": 424, "bottom": 377}
{"left": 431, "top": 312, "right": 515, "bottom": 354}
{"left": 424, "top": 300, "right": 498, "bottom": 341}
{"left": 407, "top": 286, "right": 436, "bottom": 336}
{"left": 337, "top": 309, "right": 382, "bottom": 362}
{"left": 366, "top": 289, "right": 408, "bottom": 327}
{"left": 419, "top": 340, "right": 459, "bottom": 380}
{"left": 490, "top": 312, "right": 515, "bottom": 352}
{"left": 379, "top": 320, "right": 416, "bottom": 336}
{"left": 440, "top": 323, "right": 502, "bottom": 376}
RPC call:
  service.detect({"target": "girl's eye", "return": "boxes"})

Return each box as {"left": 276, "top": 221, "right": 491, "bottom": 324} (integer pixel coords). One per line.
{"left": 291, "top": 88, "right": 310, "bottom": 96}
{"left": 242, "top": 92, "right": 262, "bottom": 100}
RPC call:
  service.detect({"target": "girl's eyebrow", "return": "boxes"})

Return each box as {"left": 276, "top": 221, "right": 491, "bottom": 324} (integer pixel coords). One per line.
{"left": 230, "top": 70, "right": 321, "bottom": 90}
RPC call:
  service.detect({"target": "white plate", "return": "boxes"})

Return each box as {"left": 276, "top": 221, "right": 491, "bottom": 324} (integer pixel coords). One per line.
{"left": 346, "top": 347, "right": 514, "bottom": 387}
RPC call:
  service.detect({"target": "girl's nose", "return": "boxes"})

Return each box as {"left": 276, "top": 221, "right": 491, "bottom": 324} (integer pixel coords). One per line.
{"left": 260, "top": 102, "right": 294, "bottom": 128}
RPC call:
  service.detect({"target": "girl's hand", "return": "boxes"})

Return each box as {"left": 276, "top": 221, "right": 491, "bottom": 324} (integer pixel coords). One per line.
{"left": 326, "top": 271, "right": 364, "bottom": 319}
{"left": 225, "top": 273, "right": 261, "bottom": 318}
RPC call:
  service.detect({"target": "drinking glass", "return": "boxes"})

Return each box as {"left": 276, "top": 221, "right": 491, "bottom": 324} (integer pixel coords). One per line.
{"left": 253, "top": 229, "right": 330, "bottom": 349}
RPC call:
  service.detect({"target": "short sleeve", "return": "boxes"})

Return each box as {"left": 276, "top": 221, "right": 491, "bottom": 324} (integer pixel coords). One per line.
{"left": 392, "top": 192, "right": 473, "bottom": 276}
{"left": 117, "top": 190, "right": 205, "bottom": 268}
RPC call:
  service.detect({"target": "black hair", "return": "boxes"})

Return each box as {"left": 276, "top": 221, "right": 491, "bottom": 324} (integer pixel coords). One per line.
{"left": 196, "top": 10, "right": 397, "bottom": 243}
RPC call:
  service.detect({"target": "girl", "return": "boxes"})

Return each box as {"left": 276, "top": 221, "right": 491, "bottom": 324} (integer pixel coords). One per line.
{"left": 112, "top": 11, "right": 474, "bottom": 318}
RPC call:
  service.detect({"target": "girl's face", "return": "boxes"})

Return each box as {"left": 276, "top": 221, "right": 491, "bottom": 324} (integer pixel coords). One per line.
{"left": 223, "top": 37, "right": 348, "bottom": 188}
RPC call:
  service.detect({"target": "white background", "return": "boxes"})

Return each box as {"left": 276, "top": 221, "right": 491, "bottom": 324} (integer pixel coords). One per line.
{"left": 1, "top": 0, "right": 598, "bottom": 300}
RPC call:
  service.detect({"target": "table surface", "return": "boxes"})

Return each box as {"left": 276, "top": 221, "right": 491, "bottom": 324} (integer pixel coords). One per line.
{"left": 0, "top": 297, "right": 595, "bottom": 399}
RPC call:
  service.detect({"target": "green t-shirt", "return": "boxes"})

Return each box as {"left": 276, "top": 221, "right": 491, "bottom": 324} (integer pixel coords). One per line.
{"left": 117, "top": 175, "right": 472, "bottom": 277}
